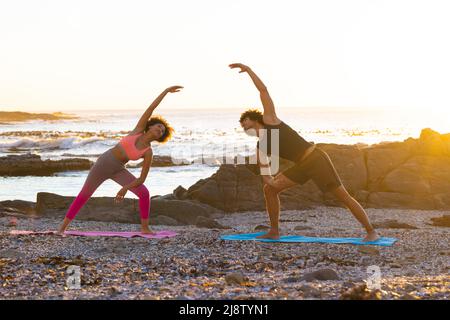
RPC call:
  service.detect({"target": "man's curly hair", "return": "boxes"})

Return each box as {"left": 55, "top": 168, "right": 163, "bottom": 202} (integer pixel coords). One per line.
{"left": 239, "top": 109, "right": 264, "bottom": 124}
{"left": 144, "top": 115, "right": 174, "bottom": 143}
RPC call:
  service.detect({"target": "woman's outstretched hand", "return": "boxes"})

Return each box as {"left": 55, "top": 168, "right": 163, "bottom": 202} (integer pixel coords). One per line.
{"left": 114, "top": 187, "right": 128, "bottom": 203}
{"left": 165, "top": 86, "right": 184, "bottom": 93}
{"left": 229, "top": 63, "right": 251, "bottom": 73}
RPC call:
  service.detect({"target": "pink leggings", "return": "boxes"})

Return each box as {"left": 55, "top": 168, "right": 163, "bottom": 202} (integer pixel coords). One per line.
{"left": 65, "top": 149, "right": 150, "bottom": 220}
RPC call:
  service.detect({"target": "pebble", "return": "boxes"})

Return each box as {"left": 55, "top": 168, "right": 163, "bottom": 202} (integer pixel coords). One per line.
{"left": 0, "top": 208, "right": 447, "bottom": 300}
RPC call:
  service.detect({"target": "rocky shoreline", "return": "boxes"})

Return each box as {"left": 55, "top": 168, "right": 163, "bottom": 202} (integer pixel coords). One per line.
{"left": 186, "top": 128, "right": 450, "bottom": 211}
{"left": 0, "top": 127, "right": 449, "bottom": 299}
{"left": 0, "top": 153, "right": 189, "bottom": 176}
{"left": 0, "top": 208, "right": 448, "bottom": 300}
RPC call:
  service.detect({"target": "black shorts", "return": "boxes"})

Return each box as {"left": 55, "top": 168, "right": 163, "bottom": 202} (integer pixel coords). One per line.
{"left": 282, "top": 148, "right": 343, "bottom": 193}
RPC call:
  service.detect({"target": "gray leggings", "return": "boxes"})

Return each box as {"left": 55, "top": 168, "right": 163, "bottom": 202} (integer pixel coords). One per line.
{"left": 65, "top": 148, "right": 150, "bottom": 220}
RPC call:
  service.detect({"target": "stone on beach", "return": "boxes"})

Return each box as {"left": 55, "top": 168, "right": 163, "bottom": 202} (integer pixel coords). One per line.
{"left": 224, "top": 272, "right": 248, "bottom": 285}
{"left": 195, "top": 216, "right": 229, "bottom": 229}
{"left": 299, "top": 268, "right": 340, "bottom": 282}
{"left": 430, "top": 214, "right": 450, "bottom": 227}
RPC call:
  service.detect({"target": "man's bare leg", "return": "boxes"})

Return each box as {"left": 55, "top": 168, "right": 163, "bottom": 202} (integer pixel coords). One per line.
{"left": 256, "top": 174, "right": 297, "bottom": 239}
{"left": 331, "top": 185, "right": 380, "bottom": 242}
{"left": 256, "top": 185, "right": 281, "bottom": 239}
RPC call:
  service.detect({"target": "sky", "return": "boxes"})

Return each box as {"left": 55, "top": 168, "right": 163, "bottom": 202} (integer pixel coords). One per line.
{"left": 1, "top": 0, "right": 450, "bottom": 112}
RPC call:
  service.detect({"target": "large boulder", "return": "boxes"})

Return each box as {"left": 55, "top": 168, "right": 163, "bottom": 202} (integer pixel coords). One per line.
{"left": 381, "top": 156, "right": 450, "bottom": 194}
{"left": 187, "top": 164, "right": 315, "bottom": 212}
{"left": 318, "top": 143, "right": 367, "bottom": 194}
{"left": 417, "top": 128, "right": 450, "bottom": 157}
{"left": 0, "top": 200, "right": 36, "bottom": 215}
{"left": 186, "top": 144, "right": 367, "bottom": 212}
{"left": 367, "top": 192, "right": 435, "bottom": 210}
{"left": 364, "top": 139, "right": 416, "bottom": 191}
{"left": 35, "top": 192, "right": 218, "bottom": 224}
{"left": 185, "top": 129, "right": 450, "bottom": 211}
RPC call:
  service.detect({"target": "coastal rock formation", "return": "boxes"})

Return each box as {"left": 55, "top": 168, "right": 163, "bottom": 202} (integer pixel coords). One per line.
{"left": 0, "top": 154, "right": 193, "bottom": 176}
{"left": 186, "top": 128, "right": 450, "bottom": 211}
{"left": 34, "top": 192, "right": 220, "bottom": 225}
{"left": 126, "top": 155, "right": 190, "bottom": 168}
{"left": 0, "top": 154, "right": 92, "bottom": 176}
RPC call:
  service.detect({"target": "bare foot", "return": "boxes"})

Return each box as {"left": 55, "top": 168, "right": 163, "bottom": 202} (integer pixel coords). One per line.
{"left": 55, "top": 230, "right": 67, "bottom": 237}
{"left": 256, "top": 230, "right": 280, "bottom": 240}
{"left": 363, "top": 230, "right": 380, "bottom": 242}
{"left": 141, "top": 228, "right": 155, "bottom": 235}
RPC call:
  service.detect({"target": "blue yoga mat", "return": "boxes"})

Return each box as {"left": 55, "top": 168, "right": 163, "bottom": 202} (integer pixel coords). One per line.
{"left": 220, "top": 232, "right": 397, "bottom": 246}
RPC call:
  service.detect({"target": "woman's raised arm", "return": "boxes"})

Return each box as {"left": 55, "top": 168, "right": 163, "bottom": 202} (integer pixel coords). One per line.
{"left": 133, "top": 86, "right": 183, "bottom": 132}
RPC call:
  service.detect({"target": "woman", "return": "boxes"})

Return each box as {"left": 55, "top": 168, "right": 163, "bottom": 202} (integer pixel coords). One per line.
{"left": 57, "top": 86, "right": 183, "bottom": 235}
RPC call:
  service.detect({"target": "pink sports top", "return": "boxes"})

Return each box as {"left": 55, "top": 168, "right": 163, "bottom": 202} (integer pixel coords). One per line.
{"left": 118, "top": 133, "right": 151, "bottom": 160}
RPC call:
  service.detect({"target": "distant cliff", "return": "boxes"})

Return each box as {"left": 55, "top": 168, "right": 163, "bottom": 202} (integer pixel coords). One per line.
{"left": 0, "top": 111, "right": 78, "bottom": 122}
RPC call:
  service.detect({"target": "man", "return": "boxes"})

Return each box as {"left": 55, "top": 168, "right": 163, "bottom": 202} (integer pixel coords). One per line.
{"left": 229, "top": 63, "right": 379, "bottom": 242}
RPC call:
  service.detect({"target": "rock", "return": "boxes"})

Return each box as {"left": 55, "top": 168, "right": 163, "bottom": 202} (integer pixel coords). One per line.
{"left": 365, "top": 140, "right": 416, "bottom": 190}
{"left": 225, "top": 272, "right": 247, "bottom": 285}
{"left": 283, "top": 276, "right": 300, "bottom": 283}
{"left": 294, "top": 225, "right": 313, "bottom": 231}
{"left": 400, "top": 293, "right": 420, "bottom": 300}
{"left": 372, "top": 219, "right": 418, "bottom": 229}
{"left": 36, "top": 192, "right": 216, "bottom": 224}
{"left": 0, "top": 153, "right": 92, "bottom": 176}
{"left": 109, "top": 286, "right": 122, "bottom": 295}
{"left": 195, "top": 216, "right": 229, "bottom": 229}
{"left": 390, "top": 263, "right": 402, "bottom": 268}
{"left": 430, "top": 215, "right": 450, "bottom": 227}
{"left": 174, "top": 295, "right": 194, "bottom": 300}
{"left": 340, "top": 283, "right": 382, "bottom": 300}
{"left": 298, "top": 284, "right": 322, "bottom": 298}
{"left": 187, "top": 164, "right": 313, "bottom": 212}
{"left": 151, "top": 215, "right": 180, "bottom": 226}
{"left": 300, "top": 268, "right": 340, "bottom": 282}
{"left": 0, "top": 200, "right": 36, "bottom": 215}
{"left": 184, "top": 130, "right": 450, "bottom": 212}
{"left": 368, "top": 192, "right": 436, "bottom": 210}
{"left": 357, "top": 247, "right": 380, "bottom": 256}
{"left": 0, "top": 249, "right": 25, "bottom": 259}
{"left": 418, "top": 128, "right": 450, "bottom": 157}
{"left": 254, "top": 225, "right": 269, "bottom": 231}
{"left": 127, "top": 155, "right": 191, "bottom": 168}
{"left": 318, "top": 143, "right": 367, "bottom": 195}
{"left": 173, "top": 186, "right": 188, "bottom": 200}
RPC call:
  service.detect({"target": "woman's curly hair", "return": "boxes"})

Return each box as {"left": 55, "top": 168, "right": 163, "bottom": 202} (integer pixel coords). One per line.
{"left": 144, "top": 115, "right": 174, "bottom": 143}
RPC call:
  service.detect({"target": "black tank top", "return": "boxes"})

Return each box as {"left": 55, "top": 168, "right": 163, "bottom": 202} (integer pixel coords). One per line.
{"left": 257, "top": 121, "right": 313, "bottom": 162}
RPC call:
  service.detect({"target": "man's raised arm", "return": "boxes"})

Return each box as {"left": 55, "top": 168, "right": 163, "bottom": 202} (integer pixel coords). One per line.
{"left": 229, "top": 63, "right": 280, "bottom": 125}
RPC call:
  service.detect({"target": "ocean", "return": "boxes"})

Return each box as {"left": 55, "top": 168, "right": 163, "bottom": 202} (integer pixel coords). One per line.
{"left": 1, "top": 107, "right": 448, "bottom": 202}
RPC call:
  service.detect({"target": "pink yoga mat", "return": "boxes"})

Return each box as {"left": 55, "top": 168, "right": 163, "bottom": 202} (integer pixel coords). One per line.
{"left": 9, "top": 230, "right": 178, "bottom": 239}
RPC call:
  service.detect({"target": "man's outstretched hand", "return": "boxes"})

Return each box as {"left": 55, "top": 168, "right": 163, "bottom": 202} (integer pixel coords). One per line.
{"left": 165, "top": 86, "right": 184, "bottom": 93}
{"left": 229, "top": 63, "right": 251, "bottom": 73}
